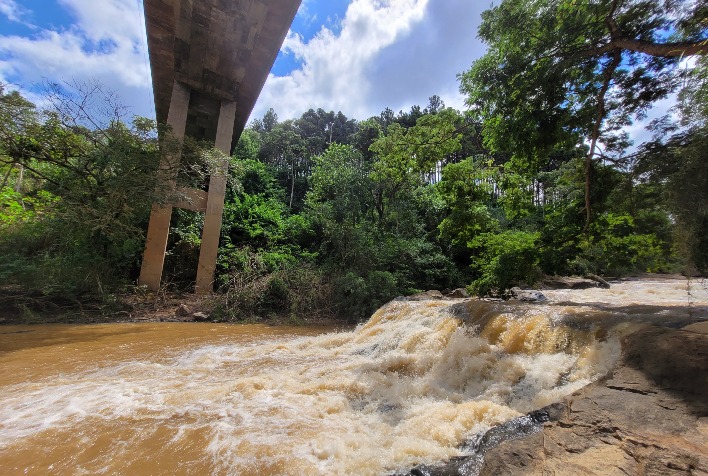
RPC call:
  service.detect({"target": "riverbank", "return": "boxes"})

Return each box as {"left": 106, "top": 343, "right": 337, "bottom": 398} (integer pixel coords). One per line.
{"left": 400, "top": 275, "right": 708, "bottom": 475}
{"left": 3, "top": 274, "right": 703, "bottom": 327}
{"left": 476, "top": 323, "right": 708, "bottom": 475}
{"left": 0, "top": 287, "right": 340, "bottom": 327}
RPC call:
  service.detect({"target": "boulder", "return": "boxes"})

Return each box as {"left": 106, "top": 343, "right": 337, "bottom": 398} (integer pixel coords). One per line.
{"left": 446, "top": 288, "right": 470, "bottom": 299}
{"left": 509, "top": 287, "right": 547, "bottom": 302}
{"left": 541, "top": 276, "right": 601, "bottom": 290}
{"left": 192, "top": 312, "right": 210, "bottom": 322}
{"left": 175, "top": 304, "right": 191, "bottom": 317}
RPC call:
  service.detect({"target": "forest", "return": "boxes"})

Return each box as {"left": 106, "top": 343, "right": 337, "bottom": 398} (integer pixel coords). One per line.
{"left": 1, "top": 0, "right": 706, "bottom": 322}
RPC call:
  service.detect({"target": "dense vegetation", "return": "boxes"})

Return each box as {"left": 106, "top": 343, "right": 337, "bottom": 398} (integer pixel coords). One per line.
{"left": 1, "top": 0, "right": 706, "bottom": 322}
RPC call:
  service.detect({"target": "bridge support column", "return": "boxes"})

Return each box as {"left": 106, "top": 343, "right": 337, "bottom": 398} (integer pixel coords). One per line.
{"left": 138, "top": 80, "right": 191, "bottom": 291}
{"left": 195, "top": 100, "right": 236, "bottom": 293}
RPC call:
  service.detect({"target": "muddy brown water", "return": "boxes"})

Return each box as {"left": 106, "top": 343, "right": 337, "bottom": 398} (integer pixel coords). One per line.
{"left": 1, "top": 277, "right": 706, "bottom": 475}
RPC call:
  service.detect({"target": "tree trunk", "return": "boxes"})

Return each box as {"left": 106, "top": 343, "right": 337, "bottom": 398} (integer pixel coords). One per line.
{"left": 14, "top": 164, "right": 24, "bottom": 193}
{"left": 289, "top": 161, "right": 295, "bottom": 210}
{"left": 584, "top": 47, "right": 622, "bottom": 232}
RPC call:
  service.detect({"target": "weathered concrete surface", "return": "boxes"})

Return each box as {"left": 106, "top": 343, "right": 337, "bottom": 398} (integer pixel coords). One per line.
{"left": 140, "top": 0, "right": 300, "bottom": 292}
{"left": 478, "top": 325, "right": 708, "bottom": 476}
{"left": 144, "top": 0, "right": 301, "bottom": 147}
{"left": 138, "top": 80, "right": 191, "bottom": 291}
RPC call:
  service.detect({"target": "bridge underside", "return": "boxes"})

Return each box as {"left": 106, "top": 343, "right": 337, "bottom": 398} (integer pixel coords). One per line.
{"left": 139, "top": 0, "right": 301, "bottom": 293}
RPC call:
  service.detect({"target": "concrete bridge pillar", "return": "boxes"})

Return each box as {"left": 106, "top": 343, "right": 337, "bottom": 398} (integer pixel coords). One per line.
{"left": 138, "top": 80, "right": 191, "bottom": 291}
{"left": 195, "top": 100, "right": 236, "bottom": 293}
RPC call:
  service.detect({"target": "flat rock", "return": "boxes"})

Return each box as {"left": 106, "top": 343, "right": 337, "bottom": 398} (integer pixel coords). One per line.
{"left": 541, "top": 276, "right": 601, "bottom": 290}
{"left": 478, "top": 326, "right": 708, "bottom": 475}
{"left": 192, "top": 312, "right": 210, "bottom": 322}
{"left": 403, "top": 290, "right": 445, "bottom": 301}
{"left": 509, "top": 287, "right": 547, "bottom": 302}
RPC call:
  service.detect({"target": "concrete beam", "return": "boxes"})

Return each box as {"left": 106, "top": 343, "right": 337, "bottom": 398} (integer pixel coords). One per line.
{"left": 174, "top": 186, "right": 209, "bottom": 212}
{"left": 144, "top": 0, "right": 302, "bottom": 149}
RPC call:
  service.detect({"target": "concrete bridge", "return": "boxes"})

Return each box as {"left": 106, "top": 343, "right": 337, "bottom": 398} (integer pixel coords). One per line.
{"left": 139, "top": 0, "right": 301, "bottom": 292}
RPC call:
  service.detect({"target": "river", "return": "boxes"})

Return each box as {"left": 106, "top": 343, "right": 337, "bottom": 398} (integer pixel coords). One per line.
{"left": 1, "top": 276, "right": 706, "bottom": 475}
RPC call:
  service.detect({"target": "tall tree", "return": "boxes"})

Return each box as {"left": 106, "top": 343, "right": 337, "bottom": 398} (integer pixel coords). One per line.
{"left": 460, "top": 0, "right": 708, "bottom": 229}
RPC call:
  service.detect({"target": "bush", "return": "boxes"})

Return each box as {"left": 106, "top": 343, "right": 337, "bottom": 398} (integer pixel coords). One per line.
{"left": 468, "top": 230, "right": 541, "bottom": 296}
{"left": 572, "top": 213, "right": 670, "bottom": 276}
{"left": 211, "top": 247, "right": 333, "bottom": 321}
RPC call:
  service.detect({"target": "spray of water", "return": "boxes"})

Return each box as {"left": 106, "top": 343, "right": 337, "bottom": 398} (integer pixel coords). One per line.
{"left": 0, "top": 296, "right": 630, "bottom": 475}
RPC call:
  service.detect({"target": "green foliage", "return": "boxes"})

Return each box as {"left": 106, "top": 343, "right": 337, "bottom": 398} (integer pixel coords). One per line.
{"left": 212, "top": 251, "right": 333, "bottom": 322}
{"left": 572, "top": 214, "right": 669, "bottom": 276}
{"left": 437, "top": 158, "right": 500, "bottom": 253}
{"left": 332, "top": 270, "right": 398, "bottom": 322}
{"left": 232, "top": 129, "right": 261, "bottom": 161}
{"left": 468, "top": 231, "right": 542, "bottom": 296}
{"left": 460, "top": 0, "right": 702, "bottom": 164}
{"left": 1, "top": 72, "right": 701, "bottom": 323}
{"left": 0, "top": 84, "right": 162, "bottom": 298}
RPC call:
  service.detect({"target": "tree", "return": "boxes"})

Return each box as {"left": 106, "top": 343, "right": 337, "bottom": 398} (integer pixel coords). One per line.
{"left": 0, "top": 82, "right": 162, "bottom": 241}
{"left": 460, "top": 0, "right": 708, "bottom": 229}
{"left": 258, "top": 121, "right": 306, "bottom": 209}
{"left": 425, "top": 95, "right": 445, "bottom": 115}
{"left": 305, "top": 144, "right": 375, "bottom": 272}
{"left": 232, "top": 129, "right": 260, "bottom": 161}
{"left": 369, "top": 108, "right": 463, "bottom": 227}
{"left": 634, "top": 57, "right": 708, "bottom": 273}
{"left": 0, "top": 82, "right": 163, "bottom": 296}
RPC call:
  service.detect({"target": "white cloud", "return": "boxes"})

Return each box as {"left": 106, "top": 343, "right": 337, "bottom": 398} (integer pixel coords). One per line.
{"left": 3, "top": 0, "right": 487, "bottom": 126}
{"left": 252, "top": 0, "right": 488, "bottom": 122}
{"left": 0, "top": 0, "right": 28, "bottom": 23}
{"left": 254, "top": 0, "right": 439, "bottom": 121}
{"left": 0, "top": 0, "right": 153, "bottom": 118}
{"left": 365, "top": 0, "right": 486, "bottom": 114}
{"left": 295, "top": 0, "right": 316, "bottom": 24}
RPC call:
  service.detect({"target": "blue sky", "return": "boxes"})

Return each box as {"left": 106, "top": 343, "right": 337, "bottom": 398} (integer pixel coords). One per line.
{"left": 271, "top": 0, "right": 350, "bottom": 76}
{"left": 0, "top": 0, "right": 671, "bottom": 144}
{"left": 0, "top": 0, "right": 488, "bottom": 122}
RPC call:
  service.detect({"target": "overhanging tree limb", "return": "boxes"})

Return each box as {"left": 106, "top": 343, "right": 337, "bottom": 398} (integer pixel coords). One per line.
{"left": 571, "top": 38, "right": 708, "bottom": 59}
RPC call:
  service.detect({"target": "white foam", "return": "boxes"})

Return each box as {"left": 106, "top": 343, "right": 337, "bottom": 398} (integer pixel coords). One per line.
{"left": 0, "top": 299, "right": 624, "bottom": 474}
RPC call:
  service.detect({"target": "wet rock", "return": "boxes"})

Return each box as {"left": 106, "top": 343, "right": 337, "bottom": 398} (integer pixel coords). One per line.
{"left": 192, "top": 312, "right": 210, "bottom": 322}
{"left": 404, "top": 290, "right": 445, "bottom": 301}
{"left": 477, "top": 326, "right": 708, "bottom": 475}
{"left": 541, "top": 276, "right": 601, "bottom": 290}
{"left": 509, "top": 287, "right": 547, "bottom": 302}
{"left": 446, "top": 288, "right": 470, "bottom": 299}
{"left": 585, "top": 273, "right": 611, "bottom": 289}
{"left": 175, "top": 304, "right": 191, "bottom": 317}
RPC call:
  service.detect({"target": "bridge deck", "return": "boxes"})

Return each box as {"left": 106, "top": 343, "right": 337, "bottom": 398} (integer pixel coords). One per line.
{"left": 144, "top": 0, "right": 300, "bottom": 146}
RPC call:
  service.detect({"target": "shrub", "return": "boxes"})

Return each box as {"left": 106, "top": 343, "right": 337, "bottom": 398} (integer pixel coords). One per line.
{"left": 468, "top": 230, "right": 541, "bottom": 296}
{"left": 573, "top": 213, "right": 670, "bottom": 276}
{"left": 211, "top": 247, "right": 333, "bottom": 321}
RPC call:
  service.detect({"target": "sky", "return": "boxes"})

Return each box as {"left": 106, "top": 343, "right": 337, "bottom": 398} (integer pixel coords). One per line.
{"left": 0, "top": 0, "right": 670, "bottom": 143}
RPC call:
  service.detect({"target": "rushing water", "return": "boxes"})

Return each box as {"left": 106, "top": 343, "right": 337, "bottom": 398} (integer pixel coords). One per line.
{"left": 1, "top": 277, "right": 706, "bottom": 475}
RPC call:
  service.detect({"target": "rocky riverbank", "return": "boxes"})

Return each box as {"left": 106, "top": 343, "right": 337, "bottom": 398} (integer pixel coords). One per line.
{"left": 401, "top": 275, "right": 708, "bottom": 476}
{"left": 476, "top": 323, "right": 708, "bottom": 475}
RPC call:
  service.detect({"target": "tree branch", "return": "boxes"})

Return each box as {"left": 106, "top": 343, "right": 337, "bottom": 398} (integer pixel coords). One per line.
{"left": 584, "top": 46, "right": 623, "bottom": 232}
